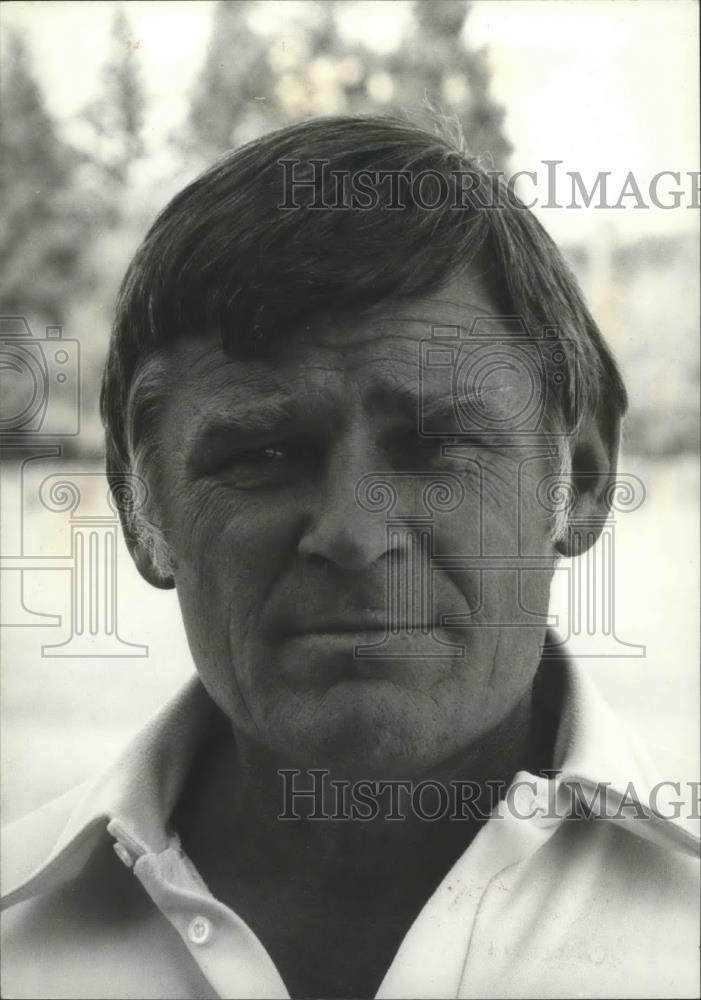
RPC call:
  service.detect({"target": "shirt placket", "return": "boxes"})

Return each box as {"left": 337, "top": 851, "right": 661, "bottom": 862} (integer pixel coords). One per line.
{"left": 110, "top": 825, "right": 290, "bottom": 1000}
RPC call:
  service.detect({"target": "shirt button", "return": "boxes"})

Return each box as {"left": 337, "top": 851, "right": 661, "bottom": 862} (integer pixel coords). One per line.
{"left": 188, "top": 915, "right": 213, "bottom": 946}
{"left": 112, "top": 842, "right": 134, "bottom": 868}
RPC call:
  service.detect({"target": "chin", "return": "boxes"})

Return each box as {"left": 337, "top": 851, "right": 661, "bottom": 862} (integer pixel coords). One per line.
{"left": 263, "top": 679, "right": 460, "bottom": 780}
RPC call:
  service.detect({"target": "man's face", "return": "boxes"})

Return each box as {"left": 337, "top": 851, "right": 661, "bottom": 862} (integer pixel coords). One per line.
{"left": 151, "top": 273, "right": 560, "bottom": 777}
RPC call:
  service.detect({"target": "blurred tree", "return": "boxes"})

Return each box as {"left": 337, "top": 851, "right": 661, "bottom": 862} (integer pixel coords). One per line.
{"left": 178, "top": 0, "right": 511, "bottom": 167}
{"left": 82, "top": 8, "right": 146, "bottom": 186}
{"left": 0, "top": 21, "right": 148, "bottom": 454}
{"left": 182, "top": 0, "right": 275, "bottom": 156}
{"left": 0, "top": 30, "right": 88, "bottom": 323}
{"left": 395, "top": 0, "right": 512, "bottom": 167}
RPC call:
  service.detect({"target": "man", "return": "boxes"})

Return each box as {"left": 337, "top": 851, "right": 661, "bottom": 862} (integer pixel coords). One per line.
{"left": 2, "top": 115, "right": 698, "bottom": 999}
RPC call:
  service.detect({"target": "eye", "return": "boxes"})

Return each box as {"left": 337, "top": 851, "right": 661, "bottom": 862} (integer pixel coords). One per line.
{"left": 216, "top": 441, "right": 318, "bottom": 489}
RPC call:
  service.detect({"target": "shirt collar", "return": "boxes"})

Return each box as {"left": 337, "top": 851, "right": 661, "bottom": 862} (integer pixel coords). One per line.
{"left": 3, "top": 646, "right": 698, "bottom": 909}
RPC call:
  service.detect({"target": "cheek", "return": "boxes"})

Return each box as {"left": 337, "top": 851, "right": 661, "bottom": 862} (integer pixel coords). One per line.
{"left": 437, "top": 456, "right": 554, "bottom": 556}
{"left": 433, "top": 457, "right": 556, "bottom": 623}
{"left": 171, "top": 491, "right": 304, "bottom": 721}
{"left": 169, "top": 486, "right": 301, "bottom": 637}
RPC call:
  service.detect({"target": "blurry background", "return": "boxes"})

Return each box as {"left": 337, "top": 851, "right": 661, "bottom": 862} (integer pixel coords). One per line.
{"left": 1, "top": 0, "right": 699, "bottom": 822}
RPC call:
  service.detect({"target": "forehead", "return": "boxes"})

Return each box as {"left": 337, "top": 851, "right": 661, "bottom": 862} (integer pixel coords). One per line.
{"left": 166, "top": 273, "right": 511, "bottom": 413}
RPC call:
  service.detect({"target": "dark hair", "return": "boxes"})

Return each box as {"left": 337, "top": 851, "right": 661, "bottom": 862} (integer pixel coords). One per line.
{"left": 100, "top": 113, "right": 627, "bottom": 481}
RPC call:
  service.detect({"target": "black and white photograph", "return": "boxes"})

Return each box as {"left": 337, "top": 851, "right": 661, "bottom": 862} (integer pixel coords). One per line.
{"left": 1, "top": 1, "right": 699, "bottom": 997}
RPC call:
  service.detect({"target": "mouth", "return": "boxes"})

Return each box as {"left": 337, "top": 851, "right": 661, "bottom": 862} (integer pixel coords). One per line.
{"left": 280, "top": 615, "right": 442, "bottom": 637}
{"left": 272, "top": 611, "right": 466, "bottom": 687}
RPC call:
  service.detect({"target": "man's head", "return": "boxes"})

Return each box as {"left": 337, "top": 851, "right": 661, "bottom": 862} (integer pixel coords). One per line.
{"left": 101, "top": 115, "right": 627, "bottom": 778}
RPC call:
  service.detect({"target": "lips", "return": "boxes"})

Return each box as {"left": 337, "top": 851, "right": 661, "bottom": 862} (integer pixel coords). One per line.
{"left": 278, "top": 610, "right": 446, "bottom": 637}
{"left": 267, "top": 573, "right": 476, "bottom": 644}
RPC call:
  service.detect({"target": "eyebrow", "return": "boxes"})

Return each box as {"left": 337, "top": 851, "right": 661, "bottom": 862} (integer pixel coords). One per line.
{"left": 188, "top": 377, "right": 517, "bottom": 449}
{"left": 420, "top": 384, "right": 517, "bottom": 424}
{"left": 186, "top": 398, "right": 308, "bottom": 458}
{"left": 194, "top": 398, "right": 302, "bottom": 433}
{"left": 362, "top": 383, "right": 514, "bottom": 421}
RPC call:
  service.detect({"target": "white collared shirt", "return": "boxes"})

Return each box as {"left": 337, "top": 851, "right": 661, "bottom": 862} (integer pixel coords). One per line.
{"left": 2, "top": 653, "right": 699, "bottom": 999}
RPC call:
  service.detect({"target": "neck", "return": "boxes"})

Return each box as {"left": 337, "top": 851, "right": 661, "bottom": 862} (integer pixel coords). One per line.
{"left": 174, "top": 680, "right": 555, "bottom": 893}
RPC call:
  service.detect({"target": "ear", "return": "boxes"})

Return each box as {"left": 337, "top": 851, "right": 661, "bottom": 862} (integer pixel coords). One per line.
{"left": 126, "top": 533, "right": 176, "bottom": 590}
{"left": 107, "top": 469, "right": 175, "bottom": 590}
{"left": 555, "top": 398, "right": 621, "bottom": 558}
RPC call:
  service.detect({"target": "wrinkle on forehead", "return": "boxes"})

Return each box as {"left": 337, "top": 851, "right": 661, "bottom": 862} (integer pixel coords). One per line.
{"left": 292, "top": 288, "right": 501, "bottom": 351}
{"left": 171, "top": 272, "right": 503, "bottom": 366}
{"left": 166, "top": 275, "right": 508, "bottom": 417}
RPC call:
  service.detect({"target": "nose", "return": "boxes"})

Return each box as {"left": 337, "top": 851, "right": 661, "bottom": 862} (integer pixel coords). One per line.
{"left": 297, "top": 436, "right": 396, "bottom": 572}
